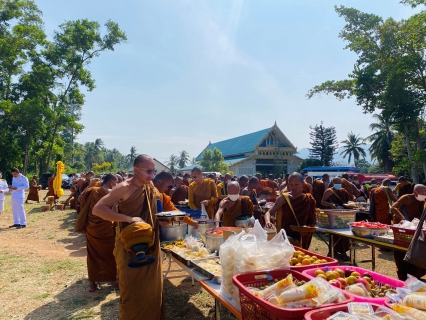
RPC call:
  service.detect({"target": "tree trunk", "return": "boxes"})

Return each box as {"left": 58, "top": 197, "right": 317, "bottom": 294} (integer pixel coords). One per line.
{"left": 44, "top": 122, "right": 59, "bottom": 173}
{"left": 23, "top": 129, "right": 29, "bottom": 175}
{"left": 404, "top": 123, "right": 418, "bottom": 183}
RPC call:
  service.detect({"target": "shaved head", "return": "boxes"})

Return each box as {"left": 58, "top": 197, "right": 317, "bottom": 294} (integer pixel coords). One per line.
{"left": 134, "top": 154, "right": 153, "bottom": 167}
{"left": 227, "top": 181, "right": 240, "bottom": 194}
{"left": 414, "top": 184, "right": 426, "bottom": 192}
{"left": 332, "top": 177, "right": 342, "bottom": 184}
{"left": 288, "top": 172, "right": 303, "bottom": 183}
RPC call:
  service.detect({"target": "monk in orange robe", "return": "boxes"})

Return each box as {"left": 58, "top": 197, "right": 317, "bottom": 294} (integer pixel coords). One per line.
{"left": 93, "top": 155, "right": 165, "bottom": 320}
{"left": 265, "top": 173, "right": 316, "bottom": 249}
{"left": 188, "top": 167, "right": 218, "bottom": 219}
{"left": 170, "top": 177, "right": 188, "bottom": 205}
{"left": 215, "top": 182, "right": 254, "bottom": 227}
{"left": 26, "top": 175, "right": 40, "bottom": 203}
{"left": 341, "top": 173, "right": 360, "bottom": 200}
{"left": 63, "top": 186, "right": 77, "bottom": 209}
{"left": 397, "top": 176, "right": 415, "bottom": 198}
{"left": 182, "top": 173, "right": 191, "bottom": 187}
{"left": 371, "top": 178, "right": 397, "bottom": 224}
{"left": 312, "top": 179, "right": 326, "bottom": 209}
{"left": 153, "top": 171, "right": 178, "bottom": 211}
{"left": 260, "top": 174, "right": 278, "bottom": 202}
{"left": 76, "top": 174, "right": 118, "bottom": 292}
{"left": 75, "top": 172, "right": 94, "bottom": 213}
{"left": 43, "top": 175, "right": 57, "bottom": 201}
{"left": 216, "top": 173, "right": 232, "bottom": 200}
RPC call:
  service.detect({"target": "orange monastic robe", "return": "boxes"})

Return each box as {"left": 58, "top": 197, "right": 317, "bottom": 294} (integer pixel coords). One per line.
{"left": 159, "top": 193, "right": 178, "bottom": 211}
{"left": 372, "top": 187, "right": 392, "bottom": 224}
{"left": 114, "top": 183, "right": 163, "bottom": 320}
{"left": 260, "top": 180, "right": 277, "bottom": 201}
{"left": 188, "top": 178, "right": 218, "bottom": 219}
{"left": 170, "top": 186, "right": 188, "bottom": 205}
{"left": 26, "top": 179, "right": 40, "bottom": 202}
{"left": 216, "top": 181, "right": 228, "bottom": 200}
{"left": 222, "top": 196, "right": 254, "bottom": 227}
{"left": 312, "top": 179, "right": 326, "bottom": 209}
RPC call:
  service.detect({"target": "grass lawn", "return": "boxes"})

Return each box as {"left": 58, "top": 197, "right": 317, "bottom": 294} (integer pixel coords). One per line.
{"left": 0, "top": 190, "right": 400, "bottom": 319}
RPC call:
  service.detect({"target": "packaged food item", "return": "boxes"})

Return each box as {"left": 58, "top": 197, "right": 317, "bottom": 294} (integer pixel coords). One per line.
{"left": 374, "top": 305, "right": 406, "bottom": 319}
{"left": 347, "top": 302, "right": 374, "bottom": 315}
{"left": 326, "top": 312, "right": 358, "bottom": 320}
{"left": 254, "top": 273, "right": 294, "bottom": 299}
{"left": 402, "top": 292, "right": 426, "bottom": 311}
{"left": 404, "top": 275, "right": 426, "bottom": 293}
{"left": 345, "top": 283, "right": 369, "bottom": 297}
{"left": 279, "top": 283, "right": 319, "bottom": 302}
{"left": 392, "top": 303, "right": 426, "bottom": 320}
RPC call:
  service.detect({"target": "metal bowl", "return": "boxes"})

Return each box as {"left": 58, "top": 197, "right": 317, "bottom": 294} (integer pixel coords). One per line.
{"left": 349, "top": 223, "right": 390, "bottom": 238}
{"left": 235, "top": 214, "right": 253, "bottom": 228}
{"left": 156, "top": 211, "right": 186, "bottom": 222}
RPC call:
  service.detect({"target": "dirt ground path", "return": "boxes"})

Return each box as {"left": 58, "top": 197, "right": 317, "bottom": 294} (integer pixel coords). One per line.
{"left": 0, "top": 190, "right": 400, "bottom": 319}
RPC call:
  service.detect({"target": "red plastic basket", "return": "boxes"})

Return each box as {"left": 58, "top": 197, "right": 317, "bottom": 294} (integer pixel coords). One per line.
{"left": 290, "top": 247, "right": 338, "bottom": 272}
{"left": 304, "top": 303, "right": 384, "bottom": 320}
{"left": 232, "top": 269, "right": 354, "bottom": 320}
{"left": 302, "top": 266, "right": 404, "bottom": 305}
{"left": 391, "top": 226, "right": 416, "bottom": 248}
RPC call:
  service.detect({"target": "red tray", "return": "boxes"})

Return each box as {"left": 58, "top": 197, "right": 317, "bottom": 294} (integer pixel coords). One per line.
{"left": 290, "top": 247, "right": 338, "bottom": 272}
{"left": 232, "top": 269, "right": 354, "bottom": 320}
{"left": 304, "top": 303, "right": 384, "bottom": 320}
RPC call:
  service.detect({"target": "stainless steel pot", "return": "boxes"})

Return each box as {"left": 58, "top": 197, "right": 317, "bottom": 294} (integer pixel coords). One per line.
{"left": 205, "top": 232, "right": 224, "bottom": 253}
{"left": 187, "top": 220, "right": 216, "bottom": 239}
{"left": 160, "top": 222, "right": 187, "bottom": 242}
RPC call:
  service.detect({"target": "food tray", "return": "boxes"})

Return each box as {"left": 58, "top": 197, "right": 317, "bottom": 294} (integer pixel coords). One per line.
{"left": 160, "top": 241, "right": 174, "bottom": 253}
{"left": 170, "top": 249, "right": 193, "bottom": 267}
{"left": 232, "top": 269, "right": 354, "bottom": 320}
{"left": 374, "top": 234, "right": 394, "bottom": 244}
{"left": 391, "top": 226, "right": 417, "bottom": 248}
{"left": 290, "top": 246, "right": 338, "bottom": 272}
{"left": 304, "top": 303, "right": 383, "bottom": 320}
{"left": 317, "top": 209, "right": 356, "bottom": 229}
{"left": 349, "top": 223, "right": 390, "bottom": 239}
{"left": 191, "top": 257, "right": 222, "bottom": 283}
{"left": 302, "top": 266, "right": 404, "bottom": 305}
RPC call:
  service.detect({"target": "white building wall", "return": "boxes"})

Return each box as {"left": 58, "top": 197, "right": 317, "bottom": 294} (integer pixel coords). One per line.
{"left": 230, "top": 159, "right": 256, "bottom": 177}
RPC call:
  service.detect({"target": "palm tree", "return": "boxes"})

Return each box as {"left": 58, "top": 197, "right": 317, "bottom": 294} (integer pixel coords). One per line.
{"left": 128, "top": 146, "right": 137, "bottom": 166}
{"left": 167, "top": 155, "right": 179, "bottom": 173}
{"left": 191, "top": 157, "right": 196, "bottom": 164}
{"left": 365, "top": 113, "right": 394, "bottom": 172}
{"left": 178, "top": 150, "right": 190, "bottom": 169}
{"left": 340, "top": 132, "right": 367, "bottom": 166}
{"left": 84, "top": 142, "right": 97, "bottom": 170}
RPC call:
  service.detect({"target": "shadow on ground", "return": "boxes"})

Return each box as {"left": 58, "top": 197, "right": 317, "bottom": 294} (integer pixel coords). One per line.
{"left": 24, "top": 280, "right": 119, "bottom": 320}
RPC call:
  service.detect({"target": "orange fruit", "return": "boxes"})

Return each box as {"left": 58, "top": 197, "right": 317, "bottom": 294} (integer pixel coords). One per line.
{"left": 302, "top": 259, "right": 311, "bottom": 265}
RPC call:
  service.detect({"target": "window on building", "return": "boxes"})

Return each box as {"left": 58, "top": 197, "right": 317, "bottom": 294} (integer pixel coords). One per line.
{"left": 239, "top": 168, "right": 254, "bottom": 175}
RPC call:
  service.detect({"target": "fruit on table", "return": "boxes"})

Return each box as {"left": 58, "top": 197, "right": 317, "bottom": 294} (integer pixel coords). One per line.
{"left": 314, "top": 269, "right": 325, "bottom": 277}
{"left": 356, "top": 277, "right": 371, "bottom": 291}
{"left": 346, "top": 276, "right": 357, "bottom": 285}
{"left": 344, "top": 269, "right": 354, "bottom": 277}
{"left": 334, "top": 268, "right": 344, "bottom": 278}
{"left": 289, "top": 250, "right": 328, "bottom": 266}
{"left": 329, "top": 279, "right": 341, "bottom": 288}
{"left": 337, "top": 278, "right": 348, "bottom": 289}
{"left": 351, "top": 221, "right": 389, "bottom": 228}
{"left": 351, "top": 271, "right": 361, "bottom": 277}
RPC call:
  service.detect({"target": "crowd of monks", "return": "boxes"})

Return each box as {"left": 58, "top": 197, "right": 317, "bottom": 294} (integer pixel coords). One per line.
{"left": 20, "top": 157, "right": 426, "bottom": 320}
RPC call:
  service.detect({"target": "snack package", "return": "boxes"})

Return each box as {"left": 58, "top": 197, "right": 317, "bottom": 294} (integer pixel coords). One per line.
{"left": 402, "top": 292, "right": 426, "bottom": 311}
{"left": 280, "top": 298, "right": 318, "bottom": 308}
{"left": 392, "top": 303, "right": 426, "bottom": 320}
{"left": 326, "top": 312, "right": 359, "bottom": 320}
{"left": 254, "top": 273, "right": 294, "bottom": 299}
{"left": 309, "top": 276, "right": 345, "bottom": 305}
{"left": 347, "top": 302, "right": 374, "bottom": 315}
{"left": 345, "top": 283, "right": 370, "bottom": 297}
{"left": 279, "top": 283, "right": 319, "bottom": 302}
{"left": 374, "top": 306, "right": 406, "bottom": 320}
{"left": 404, "top": 274, "right": 426, "bottom": 293}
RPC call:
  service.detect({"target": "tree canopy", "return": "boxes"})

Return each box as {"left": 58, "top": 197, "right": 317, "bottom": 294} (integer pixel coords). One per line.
{"left": 308, "top": 123, "right": 338, "bottom": 166}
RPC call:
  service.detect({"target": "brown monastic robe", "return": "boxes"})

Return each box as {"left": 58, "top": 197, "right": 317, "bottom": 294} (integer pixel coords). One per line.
{"left": 312, "top": 179, "right": 326, "bottom": 209}
{"left": 372, "top": 187, "right": 392, "bottom": 224}
{"left": 222, "top": 196, "right": 254, "bottom": 227}
{"left": 170, "top": 185, "right": 188, "bottom": 205}
{"left": 26, "top": 179, "right": 39, "bottom": 202}
{"left": 45, "top": 176, "right": 58, "bottom": 200}
{"left": 398, "top": 183, "right": 415, "bottom": 198}
{"left": 188, "top": 178, "right": 218, "bottom": 219}
{"left": 114, "top": 183, "right": 163, "bottom": 320}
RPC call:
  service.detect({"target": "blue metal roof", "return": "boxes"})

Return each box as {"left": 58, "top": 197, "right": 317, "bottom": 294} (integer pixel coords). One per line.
{"left": 196, "top": 128, "right": 271, "bottom": 161}
{"left": 223, "top": 157, "right": 249, "bottom": 166}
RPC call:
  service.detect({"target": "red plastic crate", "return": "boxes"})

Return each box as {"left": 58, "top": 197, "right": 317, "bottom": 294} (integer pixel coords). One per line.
{"left": 304, "top": 303, "right": 384, "bottom": 320}
{"left": 391, "top": 226, "right": 416, "bottom": 248}
{"left": 302, "top": 266, "right": 404, "bottom": 305}
{"left": 290, "top": 247, "right": 338, "bottom": 272}
{"left": 232, "top": 269, "right": 354, "bottom": 320}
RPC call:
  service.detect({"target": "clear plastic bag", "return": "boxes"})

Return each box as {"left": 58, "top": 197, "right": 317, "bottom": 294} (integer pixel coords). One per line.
{"left": 247, "top": 219, "right": 268, "bottom": 242}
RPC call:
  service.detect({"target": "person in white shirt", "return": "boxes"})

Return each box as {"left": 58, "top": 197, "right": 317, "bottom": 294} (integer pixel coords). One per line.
{"left": 0, "top": 171, "right": 9, "bottom": 214}
{"left": 9, "top": 168, "right": 29, "bottom": 228}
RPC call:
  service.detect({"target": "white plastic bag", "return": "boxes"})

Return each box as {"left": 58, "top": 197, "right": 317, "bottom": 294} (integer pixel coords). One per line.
{"left": 201, "top": 204, "right": 208, "bottom": 218}
{"left": 247, "top": 219, "right": 268, "bottom": 242}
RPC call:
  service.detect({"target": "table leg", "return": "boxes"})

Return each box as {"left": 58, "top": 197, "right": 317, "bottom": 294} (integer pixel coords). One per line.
{"left": 163, "top": 254, "right": 172, "bottom": 279}
{"left": 349, "top": 239, "right": 353, "bottom": 264}
{"left": 372, "top": 245, "right": 376, "bottom": 271}
{"left": 215, "top": 299, "right": 221, "bottom": 320}
{"left": 330, "top": 234, "right": 334, "bottom": 259}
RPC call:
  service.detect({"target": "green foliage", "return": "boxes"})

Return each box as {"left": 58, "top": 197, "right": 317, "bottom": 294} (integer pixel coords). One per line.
{"left": 340, "top": 132, "right": 366, "bottom": 166}
{"left": 357, "top": 159, "right": 372, "bottom": 174}
{"left": 178, "top": 150, "right": 190, "bottom": 169}
{"left": 308, "top": 123, "right": 338, "bottom": 166}
{"left": 368, "top": 164, "right": 384, "bottom": 174}
{"left": 199, "top": 148, "right": 229, "bottom": 174}
{"left": 390, "top": 131, "right": 424, "bottom": 180}
{"left": 297, "top": 158, "right": 323, "bottom": 173}
{"left": 167, "top": 155, "right": 179, "bottom": 173}
{"left": 0, "top": 1, "right": 126, "bottom": 175}
{"left": 400, "top": 0, "right": 426, "bottom": 8}
{"left": 92, "top": 161, "right": 113, "bottom": 174}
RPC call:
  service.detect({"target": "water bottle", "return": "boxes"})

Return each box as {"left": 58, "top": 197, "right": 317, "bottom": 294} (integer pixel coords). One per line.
{"left": 157, "top": 199, "right": 163, "bottom": 213}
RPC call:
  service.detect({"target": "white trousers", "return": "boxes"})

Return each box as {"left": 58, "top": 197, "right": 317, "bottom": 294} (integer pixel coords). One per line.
{"left": 0, "top": 200, "right": 4, "bottom": 213}
{"left": 12, "top": 197, "right": 26, "bottom": 225}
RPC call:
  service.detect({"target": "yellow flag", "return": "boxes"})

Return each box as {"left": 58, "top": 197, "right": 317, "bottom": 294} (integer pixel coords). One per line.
{"left": 53, "top": 161, "right": 65, "bottom": 197}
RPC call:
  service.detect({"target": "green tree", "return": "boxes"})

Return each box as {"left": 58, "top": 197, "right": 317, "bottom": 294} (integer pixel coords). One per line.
{"left": 365, "top": 114, "right": 395, "bottom": 172}
{"left": 178, "top": 150, "right": 190, "bottom": 169}
{"left": 357, "top": 159, "right": 372, "bottom": 174}
{"left": 308, "top": 123, "right": 338, "bottom": 166}
{"left": 340, "top": 132, "right": 366, "bottom": 167}
{"left": 368, "top": 164, "right": 383, "bottom": 174}
{"left": 297, "top": 158, "right": 323, "bottom": 173}
{"left": 127, "top": 146, "right": 137, "bottom": 166}
{"left": 199, "top": 148, "right": 229, "bottom": 174}
{"left": 167, "top": 155, "right": 179, "bottom": 173}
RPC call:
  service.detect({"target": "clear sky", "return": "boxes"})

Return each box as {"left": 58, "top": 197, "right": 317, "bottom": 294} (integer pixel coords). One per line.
{"left": 34, "top": 0, "right": 419, "bottom": 163}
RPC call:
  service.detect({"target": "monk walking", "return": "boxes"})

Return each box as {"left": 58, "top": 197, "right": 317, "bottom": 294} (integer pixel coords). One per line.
{"left": 188, "top": 167, "right": 218, "bottom": 219}
{"left": 93, "top": 155, "right": 166, "bottom": 320}
{"left": 43, "top": 174, "right": 57, "bottom": 201}
{"left": 26, "top": 175, "right": 40, "bottom": 203}
{"left": 76, "top": 174, "right": 118, "bottom": 292}
{"left": 215, "top": 181, "right": 254, "bottom": 227}
{"left": 370, "top": 178, "right": 397, "bottom": 224}
{"left": 265, "top": 172, "right": 316, "bottom": 249}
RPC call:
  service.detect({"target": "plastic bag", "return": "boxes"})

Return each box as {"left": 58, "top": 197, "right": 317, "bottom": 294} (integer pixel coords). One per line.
{"left": 201, "top": 204, "right": 208, "bottom": 218}
{"left": 326, "top": 312, "right": 358, "bottom": 320}
{"left": 404, "top": 274, "right": 426, "bottom": 293}
{"left": 247, "top": 219, "right": 268, "bottom": 242}
{"left": 402, "top": 292, "right": 426, "bottom": 311}
{"left": 219, "top": 230, "right": 246, "bottom": 299}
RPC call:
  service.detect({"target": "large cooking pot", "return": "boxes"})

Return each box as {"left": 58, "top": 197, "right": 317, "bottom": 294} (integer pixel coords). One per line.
{"left": 205, "top": 227, "right": 242, "bottom": 253}
{"left": 187, "top": 219, "right": 216, "bottom": 239}
{"left": 159, "top": 222, "right": 187, "bottom": 242}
